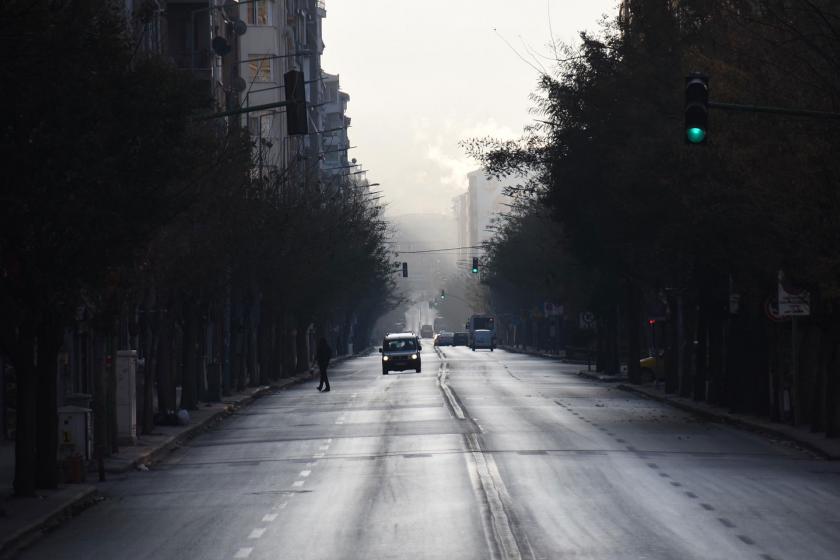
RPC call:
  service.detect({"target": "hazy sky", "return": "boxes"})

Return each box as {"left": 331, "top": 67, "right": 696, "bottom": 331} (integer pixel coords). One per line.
{"left": 321, "top": 0, "right": 619, "bottom": 216}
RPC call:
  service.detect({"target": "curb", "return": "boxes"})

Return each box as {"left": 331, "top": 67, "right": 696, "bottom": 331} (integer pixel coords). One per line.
{"left": 0, "top": 486, "right": 100, "bottom": 559}
{"left": 577, "top": 370, "right": 626, "bottom": 383}
{"left": 616, "top": 383, "right": 840, "bottom": 460}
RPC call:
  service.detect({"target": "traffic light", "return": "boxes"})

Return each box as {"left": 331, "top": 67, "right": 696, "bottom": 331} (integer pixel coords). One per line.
{"left": 440, "top": 289, "right": 445, "bottom": 300}
{"left": 402, "top": 262, "right": 408, "bottom": 277}
{"left": 684, "top": 73, "right": 709, "bottom": 144}
{"left": 284, "top": 69, "right": 308, "bottom": 135}
{"left": 471, "top": 257, "right": 479, "bottom": 274}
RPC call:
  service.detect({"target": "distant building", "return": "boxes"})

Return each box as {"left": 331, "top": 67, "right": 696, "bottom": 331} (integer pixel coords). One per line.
{"left": 321, "top": 73, "right": 352, "bottom": 179}
{"left": 464, "top": 169, "right": 511, "bottom": 247}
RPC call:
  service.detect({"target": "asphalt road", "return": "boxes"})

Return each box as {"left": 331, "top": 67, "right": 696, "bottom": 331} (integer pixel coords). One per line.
{"left": 18, "top": 347, "right": 840, "bottom": 559}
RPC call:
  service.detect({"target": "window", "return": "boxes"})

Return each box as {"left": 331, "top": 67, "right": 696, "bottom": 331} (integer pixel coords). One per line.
{"left": 248, "top": 112, "right": 273, "bottom": 139}
{"left": 247, "top": 54, "right": 272, "bottom": 82}
{"left": 243, "top": 0, "right": 271, "bottom": 25}
{"left": 386, "top": 339, "right": 417, "bottom": 352}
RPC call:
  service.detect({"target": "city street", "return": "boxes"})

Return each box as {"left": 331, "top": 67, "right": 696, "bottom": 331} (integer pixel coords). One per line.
{"left": 19, "top": 347, "right": 840, "bottom": 560}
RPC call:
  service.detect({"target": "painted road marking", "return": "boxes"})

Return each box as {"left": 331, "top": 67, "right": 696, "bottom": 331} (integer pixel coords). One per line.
{"left": 262, "top": 513, "right": 278, "bottom": 522}
{"left": 300, "top": 470, "right": 311, "bottom": 477}
{"left": 314, "top": 453, "right": 325, "bottom": 458}
{"left": 292, "top": 480, "right": 305, "bottom": 487}
{"left": 248, "top": 528, "right": 266, "bottom": 539}
{"left": 234, "top": 548, "right": 253, "bottom": 558}
{"left": 319, "top": 445, "right": 329, "bottom": 450}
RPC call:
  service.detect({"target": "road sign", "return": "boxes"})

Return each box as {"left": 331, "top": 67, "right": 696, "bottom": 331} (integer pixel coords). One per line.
{"left": 778, "top": 284, "right": 810, "bottom": 317}
{"left": 764, "top": 298, "right": 786, "bottom": 322}
{"left": 579, "top": 311, "right": 596, "bottom": 330}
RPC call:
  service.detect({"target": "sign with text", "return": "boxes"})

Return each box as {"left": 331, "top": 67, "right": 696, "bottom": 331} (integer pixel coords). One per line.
{"left": 778, "top": 284, "right": 810, "bottom": 317}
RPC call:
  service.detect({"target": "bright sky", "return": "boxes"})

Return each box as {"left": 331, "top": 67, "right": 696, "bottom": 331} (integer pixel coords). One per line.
{"left": 321, "top": 0, "right": 619, "bottom": 216}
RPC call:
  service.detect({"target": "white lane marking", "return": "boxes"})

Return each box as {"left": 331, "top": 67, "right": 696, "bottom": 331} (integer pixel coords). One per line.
{"left": 274, "top": 502, "right": 287, "bottom": 510}
{"left": 262, "top": 513, "right": 278, "bottom": 522}
{"left": 306, "top": 461, "right": 318, "bottom": 467}
{"left": 292, "top": 480, "right": 305, "bottom": 487}
{"left": 248, "top": 528, "right": 266, "bottom": 539}
{"left": 314, "top": 453, "right": 325, "bottom": 458}
{"left": 319, "top": 445, "right": 329, "bottom": 450}
{"left": 234, "top": 548, "right": 253, "bottom": 558}
{"left": 326, "top": 438, "right": 333, "bottom": 443}
{"left": 438, "top": 363, "right": 465, "bottom": 420}
{"left": 335, "top": 421, "right": 345, "bottom": 425}
{"left": 299, "top": 470, "right": 311, "bottom": 477}
{"left": 352, "top": 393, "right": 358, "bottom": 398}
{"left": 465, "top": 432, "right": 526, "bottom": 560}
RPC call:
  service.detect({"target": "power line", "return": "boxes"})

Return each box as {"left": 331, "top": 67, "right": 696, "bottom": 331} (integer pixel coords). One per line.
{"left": 395, "top": 245, "right": 485, "bottom": 254}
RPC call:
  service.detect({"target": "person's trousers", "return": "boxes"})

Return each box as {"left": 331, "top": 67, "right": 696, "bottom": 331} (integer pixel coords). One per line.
{"left": 318, "top": 365, "right": 330, "bottom": 390}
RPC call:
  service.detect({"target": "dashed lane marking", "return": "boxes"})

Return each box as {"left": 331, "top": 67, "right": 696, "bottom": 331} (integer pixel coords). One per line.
{"left": 248, "top": 528, "right": 266, "bottom": 539}
{"left": 300, "top": 470, "right": 311, "bottom": 477}
{"left": 262, "top": 514, "right": 278, "bottom": 522}
{"left": 234, "top": 548, "right": 253, "bottom": 558}
{"left": 292, "top": 480, "right": 305, "bottom": 487}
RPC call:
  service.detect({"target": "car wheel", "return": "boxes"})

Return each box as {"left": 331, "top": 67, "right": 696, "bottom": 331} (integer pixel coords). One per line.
{"left": 382, "top": 368, "right": 388, "bottom": 375}
{"left": 415, "top": 368, "right": 421, "bottom": 373}
{"left": 490, "top": 347, "right": 494, "bottom": 352}
{"left": 471, "top": 346, "right": 475, "bottom": 351}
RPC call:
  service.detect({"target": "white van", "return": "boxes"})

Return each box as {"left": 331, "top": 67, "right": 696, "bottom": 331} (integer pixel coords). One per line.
{"left": 471, "top": 329, "right": 495, "bottom": 351}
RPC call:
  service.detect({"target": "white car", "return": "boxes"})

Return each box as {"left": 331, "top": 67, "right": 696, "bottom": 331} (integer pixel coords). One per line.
{"left": 471, "top": 329, "right": 495, "bottom": 351}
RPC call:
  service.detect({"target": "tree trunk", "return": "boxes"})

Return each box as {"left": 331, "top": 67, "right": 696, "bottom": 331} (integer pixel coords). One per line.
{"left": 35, "top": 321, "right": 62, "bottom": 489}
{"left": 156, "top": 311, "right": 174, "bottom": 416}
{"left": 108, "top": 331, "right": 119, "bottom": 453}
{"left": 694, "top": 301, "right": 709, "bottom": 401}
{"left": 180, "top": 301, "right": 198, "bottom": 410}
{"left": 626, "top": 281, "right": 642, "bottom": 385}
{"left": 295, "top": 318, "right": 311, "bottom": 374}
{"left": 13, "top": 326, "right": 37, "bottom": 497}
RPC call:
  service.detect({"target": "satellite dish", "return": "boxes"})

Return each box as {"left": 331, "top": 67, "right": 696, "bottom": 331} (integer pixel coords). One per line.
{"left": 211, "top": 36, "right": 231, "bottom": 57}
{"left": 232, "top": 18, "right": 247, "bottom": 36}
{"left": 351, "top": 158, "right": 357, "bottom": 164}
{"left": 232, "top": 76, "right": 247, "bottom": 92}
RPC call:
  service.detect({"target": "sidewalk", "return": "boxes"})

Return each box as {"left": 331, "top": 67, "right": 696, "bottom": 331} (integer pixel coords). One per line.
{"left": 504, "top": 345, "right": 840, "bottom": 460}
{"left": 0, "top": 368, "right": 323, "bottom": 559}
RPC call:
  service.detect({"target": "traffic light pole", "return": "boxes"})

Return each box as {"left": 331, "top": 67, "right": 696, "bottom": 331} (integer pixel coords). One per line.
{"left": 195, "top": 100, "right": 292, "bottom": 121}
{"left": 708, "top": 101, "right": 840, "bottom": 120}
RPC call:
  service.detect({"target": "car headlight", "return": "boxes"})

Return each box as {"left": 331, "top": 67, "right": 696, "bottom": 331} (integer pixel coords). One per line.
{"left": 382, "top": 356, "right": 389, "bottom": 361}
{"left": 411, "top": 354, "right": 418, "bottom": 360}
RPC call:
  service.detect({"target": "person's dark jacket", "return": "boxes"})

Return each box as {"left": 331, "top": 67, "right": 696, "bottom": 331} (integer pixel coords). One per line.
{"left": 316, "top": 340, "right": 332, "bottom": 368}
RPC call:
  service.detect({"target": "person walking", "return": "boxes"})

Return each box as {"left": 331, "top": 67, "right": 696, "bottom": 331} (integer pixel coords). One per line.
{"left": 316, "top": 337, "right": 332, "bottom": 392}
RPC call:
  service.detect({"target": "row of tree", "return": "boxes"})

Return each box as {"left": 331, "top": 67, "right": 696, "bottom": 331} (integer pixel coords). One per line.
{"left": 467, "top": 0, "right": 840, "bottom": 434}
{"left": 1, "top": 1, "right": 396, "bottom": 496}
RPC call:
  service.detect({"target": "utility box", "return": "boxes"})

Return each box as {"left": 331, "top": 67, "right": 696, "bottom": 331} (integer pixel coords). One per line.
{"left": 116, "top": 350, "right": 137, "bottom": 445}
{"left": 58, "top": 405, "right": 92, "bottom": 460}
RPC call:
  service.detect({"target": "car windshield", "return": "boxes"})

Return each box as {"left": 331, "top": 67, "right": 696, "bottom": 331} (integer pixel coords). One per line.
{"left": 385, "top": 338, "right": 417, "bottom": 351}
{"left": 473, "top": 317, "right": 494, "bottom": 330}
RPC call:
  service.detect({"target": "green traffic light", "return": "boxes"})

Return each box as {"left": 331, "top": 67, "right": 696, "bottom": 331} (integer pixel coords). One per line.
{"left": 686, "top": 127, "right": 706, "bottom": 144}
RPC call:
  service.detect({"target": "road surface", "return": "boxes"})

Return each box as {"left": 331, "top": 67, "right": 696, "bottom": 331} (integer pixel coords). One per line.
{"left": 19, "top": 347, "right": 840, "bottom": 559}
